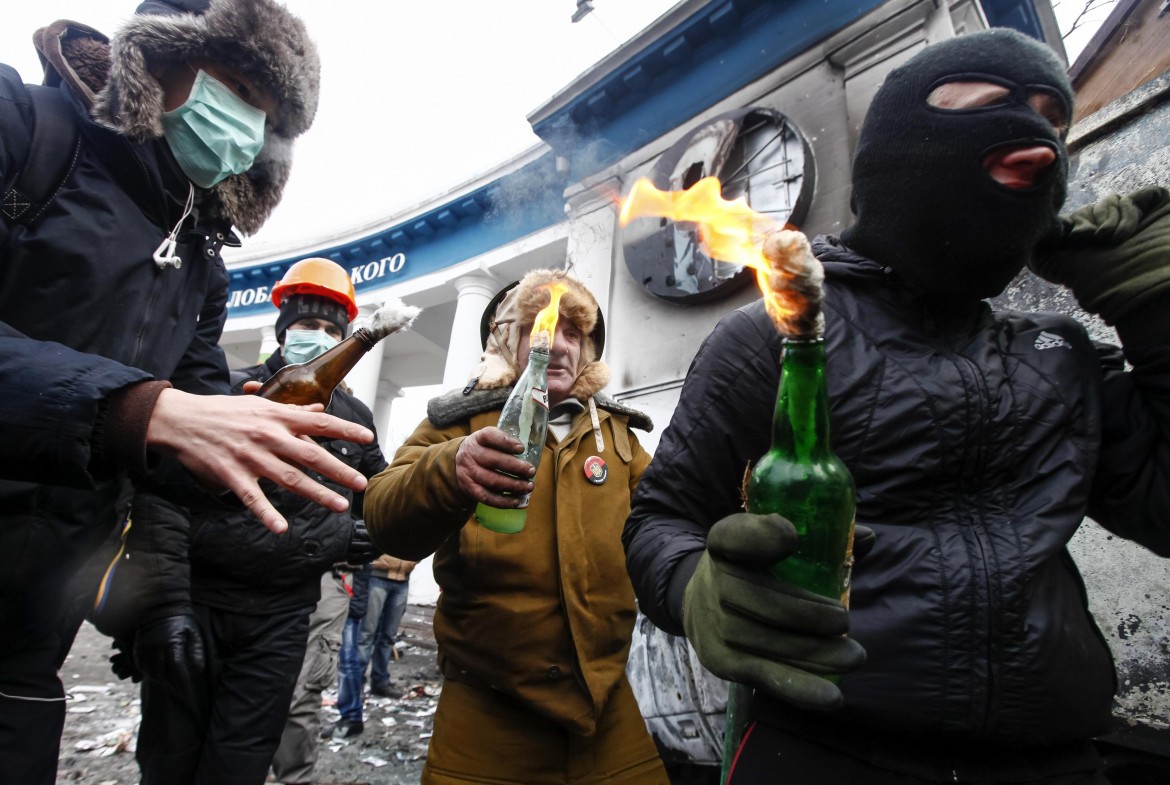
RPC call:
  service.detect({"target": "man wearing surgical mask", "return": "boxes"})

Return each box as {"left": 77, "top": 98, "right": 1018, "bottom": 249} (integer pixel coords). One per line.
{"left": 109, "top": 258, "right": 389, "bottom": 785}
{"left": 0, "top": 2, "right": 380, "bottom": 782}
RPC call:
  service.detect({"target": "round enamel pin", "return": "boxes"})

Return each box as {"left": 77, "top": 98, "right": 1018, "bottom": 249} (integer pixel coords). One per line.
{"left": 583, "top": 455, "right": 608, "bottom": 485}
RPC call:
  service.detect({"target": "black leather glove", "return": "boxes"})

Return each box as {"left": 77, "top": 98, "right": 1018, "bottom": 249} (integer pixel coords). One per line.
{"left": 133, "top": 613, "right": 205, "bottom": 695}
{"left": 683, "top": 513, "right": 867, "bottom": 711}
{"left": 344, "top": 519, "right": 379, "bottom": 565}
{"left": 108, "top": 638, "right": 143, "bottom": 683}
{"left": 1031, "top": 186, "right": 1170, "bottom": 345}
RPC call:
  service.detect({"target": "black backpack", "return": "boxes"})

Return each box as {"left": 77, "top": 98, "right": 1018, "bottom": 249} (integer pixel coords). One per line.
{"left": 1, "top": 84, "right": 82, "bottom": 227}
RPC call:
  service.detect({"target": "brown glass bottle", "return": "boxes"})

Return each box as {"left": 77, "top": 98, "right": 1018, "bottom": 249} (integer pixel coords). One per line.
{"left": 256, "top": 328, "right": 378, "bottom": 406}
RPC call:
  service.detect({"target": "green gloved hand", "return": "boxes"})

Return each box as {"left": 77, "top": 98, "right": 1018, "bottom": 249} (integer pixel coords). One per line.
{"left": 1031, "top": 186, "right": 1170, "bottom": 343}
{"left": 683, "top": 512, "right": 866, "bottom": 711}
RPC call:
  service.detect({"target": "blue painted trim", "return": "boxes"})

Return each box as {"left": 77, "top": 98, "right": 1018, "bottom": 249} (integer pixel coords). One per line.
{"left": 227, "top": 0, "right": 1051, "bottom": 318}
{"left": 531, "top": 0, "right": 887, "bottom": 179}
{"left": 226, "top": 154, "right": 568, "bottom": 317}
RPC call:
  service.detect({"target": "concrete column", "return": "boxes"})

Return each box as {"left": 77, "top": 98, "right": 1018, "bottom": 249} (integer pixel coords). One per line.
{"left": 343, "top": 304, "right": 385, "bottom": 410}
{"left": 372, "top": 382, "right": 404, "bottom": 459}
{"left": 257, "top": 324, "right": 279, "bottom": 363}
{"left": 441, "top": 273, "right": 498, "bottom": 390}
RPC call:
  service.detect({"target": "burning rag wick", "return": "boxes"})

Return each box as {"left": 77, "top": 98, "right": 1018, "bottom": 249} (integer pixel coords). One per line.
{"left": 361, "top": 297, "right": 422, "bottom": 340}
{"left": 619, "top": 176, "right": 825, "bottom": 340}
{"left": 760, "top": 230, "right": 824, "bottom": 341}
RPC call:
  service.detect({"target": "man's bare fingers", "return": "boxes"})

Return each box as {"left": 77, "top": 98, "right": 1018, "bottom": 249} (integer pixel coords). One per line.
{"left": 240, "top": 381, "right": 262, "bottom": 394}
{"left": 283, "top": 409, "right": 373, "bottom": 443}
{"left": 228, "top": 478, "right": 288, "bottom": 534}
{"left": 266, "top": 461, "right": 353, "bottom": 513}
{"left": 472, "top": 427, "right": 524, "bottom": 454}
{"left": 288, "top": 439, "right": 368, "bottom": 494}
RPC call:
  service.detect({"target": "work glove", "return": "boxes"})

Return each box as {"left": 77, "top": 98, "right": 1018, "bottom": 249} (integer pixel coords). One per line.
{"left": 1031, "top": 186, "right": 1170, "bottom": 348}
{"left": 344, "top": 519, "right": 379, "bottom": 565}
{"left": 683, "top": 513, "right": 868, "bottom": 711}
{"left": 133, "top": 612, "right": 205, "bottom": 696}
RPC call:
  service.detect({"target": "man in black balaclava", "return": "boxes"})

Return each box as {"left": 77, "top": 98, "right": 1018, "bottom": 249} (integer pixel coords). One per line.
{"left": 624, "top": 27, "right": 1170, "bottom": 785}
{"left": 841, "top": 27, "right": 1073, "bottom": 305}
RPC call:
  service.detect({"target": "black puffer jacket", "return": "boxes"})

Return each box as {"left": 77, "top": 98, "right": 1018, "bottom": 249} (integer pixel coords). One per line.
{"left": 624, "top": 237, "right": 1170, "bottom": 747}
{"left": 0, "top": 60, "right": 233, "bottom": 645}
{"left": 125, "top": 351, "right": 389, "bottom": 619}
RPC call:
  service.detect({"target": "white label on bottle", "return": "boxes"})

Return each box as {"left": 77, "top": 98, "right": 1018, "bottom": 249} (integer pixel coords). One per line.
{"left": 531, "top": 387, "right": 549, "bottom": 410}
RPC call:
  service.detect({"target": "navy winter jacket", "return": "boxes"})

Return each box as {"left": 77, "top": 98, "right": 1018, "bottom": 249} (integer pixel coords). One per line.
{"left": 0, "top": 64, "right": 234, "bottom": 647}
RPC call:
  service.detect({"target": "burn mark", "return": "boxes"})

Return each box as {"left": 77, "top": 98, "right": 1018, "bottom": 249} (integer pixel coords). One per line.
{"left": 1117, "top": 614, "right": 1142, "bottom": 640}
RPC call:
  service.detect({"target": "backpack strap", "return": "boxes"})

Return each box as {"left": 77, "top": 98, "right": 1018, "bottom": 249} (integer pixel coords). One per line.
{"left": 1, "top": 85, "right": 83, "bottom": 226}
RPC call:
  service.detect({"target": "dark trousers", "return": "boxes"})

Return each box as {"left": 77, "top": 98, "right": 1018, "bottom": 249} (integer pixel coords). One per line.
{"left": 136, "top": 602, "right": 313, "bottom": 785}
{"left": 728, "top": 720, "right": 1111, "bottom": 785}
{"left": 0, "top": 500, "right": 121, "bottom": 785}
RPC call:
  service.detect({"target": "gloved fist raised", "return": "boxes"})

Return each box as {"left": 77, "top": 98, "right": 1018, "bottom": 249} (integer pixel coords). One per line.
{"left": 683, "top": 513, "right": 866, "bottom": 711}
{"left": 134, "top": 613, "right": 205, "bottom": 695}
{"left": 1031, "top": 186, "right": 1170, "bottom": 333}
{"left": 345, "top": 519, "right": 380, "bottom": 565}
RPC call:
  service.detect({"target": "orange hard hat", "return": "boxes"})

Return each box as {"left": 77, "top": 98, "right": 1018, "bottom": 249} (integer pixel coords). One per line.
{"left": 271, "top": 258, "right": 358, "bottom": 321}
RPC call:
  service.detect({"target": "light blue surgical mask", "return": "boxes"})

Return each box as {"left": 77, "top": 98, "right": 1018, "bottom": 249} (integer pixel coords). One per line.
{"left": 161, "top": 69, "right": 267, "bottom": 188}
{"left": 283, "top": 329, "right": 338, "bottom": 365}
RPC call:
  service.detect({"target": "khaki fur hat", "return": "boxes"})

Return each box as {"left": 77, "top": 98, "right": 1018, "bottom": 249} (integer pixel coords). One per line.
{"left": 466, "top": 269, "right": 610, "bottom": 401}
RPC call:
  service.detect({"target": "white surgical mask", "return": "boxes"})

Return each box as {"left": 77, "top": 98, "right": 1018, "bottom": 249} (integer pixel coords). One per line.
{"left": 283, "top": 329, "right": 338, "bottom": 365}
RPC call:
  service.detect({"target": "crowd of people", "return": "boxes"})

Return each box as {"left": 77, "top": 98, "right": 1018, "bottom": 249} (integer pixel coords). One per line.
{"left": 1, "top": 1, "right": 1168, "bottom": 785}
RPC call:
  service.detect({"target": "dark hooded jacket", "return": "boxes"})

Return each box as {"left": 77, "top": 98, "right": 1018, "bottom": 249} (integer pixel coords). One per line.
{"left": 0, "top": 5, "right": 318, "bottom": 651}
{"left": 624, "top": 237, "right": 1170, "bottom": 752}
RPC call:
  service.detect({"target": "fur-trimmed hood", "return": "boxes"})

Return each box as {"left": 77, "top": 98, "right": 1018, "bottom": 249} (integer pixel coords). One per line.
{"left": 466, "top": 269, "right": 611, "bottom": 403}
{"left": 34, "top": 0, "right": 319, "bottom": 235}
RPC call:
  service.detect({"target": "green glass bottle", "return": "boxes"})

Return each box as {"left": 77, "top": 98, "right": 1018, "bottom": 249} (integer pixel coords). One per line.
{"left": 474, "top": 347, "right": 551, "bottom": 534}
{"left": 722, "top": 339, "right": 856, "bottom": 783}
{"left": 747, "top": 338, "right": 856, "bottom": 601}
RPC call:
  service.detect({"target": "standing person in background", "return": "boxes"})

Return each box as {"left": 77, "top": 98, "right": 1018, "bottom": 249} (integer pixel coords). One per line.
{"left": 364, "top": 269, "right": 671, "bottom": 785}
{"left": 325, "top": 554, "right": 416, "bottom": 740}
{"left": 118, "top": 258, "right": 388, "bottom": 785}
{"left": 327, "top": 563, "right": 374, "bottom": 740}
{"left": 623, "top": 29, "right": 1170, "bottom": 785}
{"left": 270, "top": 567, "right": 354, "bottom": 785}
{"left": 362, "top": 555, "right": 418, "bottom": 697}
{"left": 0, "top": 2, "right": 375, "bottom": 782}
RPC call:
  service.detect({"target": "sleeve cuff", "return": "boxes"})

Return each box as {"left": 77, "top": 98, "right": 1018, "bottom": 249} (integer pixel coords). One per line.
{"left": 97, "top": 380, "right": 173, "bottom": 476}
{"left": 666, "top": 550, "right": 704, "bottom": 633}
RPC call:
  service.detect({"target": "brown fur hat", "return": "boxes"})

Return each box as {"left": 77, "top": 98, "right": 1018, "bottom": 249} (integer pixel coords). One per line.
{"left": 468, "top": 269, "right": 611, "bottom": 401}
{"left": 86, "top": 0, "right": 319, "bottom": 235}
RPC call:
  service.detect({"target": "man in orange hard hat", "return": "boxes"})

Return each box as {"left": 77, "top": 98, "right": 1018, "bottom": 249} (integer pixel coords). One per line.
{"left": 108, "top": 257, "right": 389, "bottom": 785}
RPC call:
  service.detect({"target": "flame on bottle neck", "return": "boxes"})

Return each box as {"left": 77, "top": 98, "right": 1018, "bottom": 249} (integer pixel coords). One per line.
{"left": 618, "top": 176, "right": 824, "bottom": 340}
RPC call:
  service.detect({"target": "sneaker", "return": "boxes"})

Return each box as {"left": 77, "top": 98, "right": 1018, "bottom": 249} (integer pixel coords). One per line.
{"left": 369, "top": 683, "right": 395, "bottom": 698}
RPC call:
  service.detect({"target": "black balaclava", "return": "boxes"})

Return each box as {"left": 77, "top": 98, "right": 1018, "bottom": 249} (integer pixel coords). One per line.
{"left": 275, "top": 294, "right": 350, "bottom": 344}
{"left": 840, "top": 28, "right": 1073, "bottom": 305}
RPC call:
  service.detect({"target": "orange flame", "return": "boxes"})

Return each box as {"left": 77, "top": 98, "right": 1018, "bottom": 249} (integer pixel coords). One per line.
{"left": 530, "top": 282, "right": 569, "bottom": 352}
{"left": 619, "top": 176, "right": 820, "bottom": 337}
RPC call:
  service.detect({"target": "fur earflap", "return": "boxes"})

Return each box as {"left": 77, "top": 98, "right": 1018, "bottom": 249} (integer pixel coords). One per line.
{"left": 90, "top": 0, "right": 319, "bottom": 234}
{"left": 465, "top": 269, "right": 610, "bottom": 400}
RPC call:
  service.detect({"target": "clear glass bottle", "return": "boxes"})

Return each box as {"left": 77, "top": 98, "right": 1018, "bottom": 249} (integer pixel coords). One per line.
{"left": 474, "top": 347, "right": 551, "bottom": 534}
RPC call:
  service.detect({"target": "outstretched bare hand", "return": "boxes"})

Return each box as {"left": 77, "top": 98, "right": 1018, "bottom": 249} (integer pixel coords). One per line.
{"left": 146, "top": 388, "right": 374, "bottom": 533}
{"left": 454, "top": 426, "right": 534, "bottom": 508}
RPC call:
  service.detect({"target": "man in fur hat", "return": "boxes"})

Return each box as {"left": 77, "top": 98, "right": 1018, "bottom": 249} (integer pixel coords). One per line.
{"left": 0, "top": 2, "right": 369, "bottom": 781}
{"left": 363, "top": 270, "right": 670, "bottom": 785}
